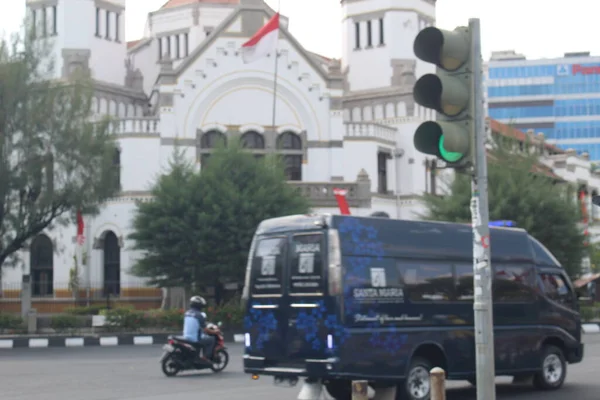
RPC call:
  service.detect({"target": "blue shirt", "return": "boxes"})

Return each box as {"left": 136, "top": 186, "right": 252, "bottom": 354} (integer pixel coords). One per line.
{"left": 182, "top": 309, "right": 207, "bottom": 342}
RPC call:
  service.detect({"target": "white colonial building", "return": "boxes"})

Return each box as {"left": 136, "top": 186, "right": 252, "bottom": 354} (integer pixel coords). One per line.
{"left": 2, "top": 0, "right": 599, "bottom": 309}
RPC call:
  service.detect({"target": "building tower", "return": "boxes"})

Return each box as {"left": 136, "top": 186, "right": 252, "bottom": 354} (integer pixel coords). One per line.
{"left": 25, "top": 0, "right": 127, "bottom": 86}
{"left": 340, "top": 0, "right": 436, "bottom": 95}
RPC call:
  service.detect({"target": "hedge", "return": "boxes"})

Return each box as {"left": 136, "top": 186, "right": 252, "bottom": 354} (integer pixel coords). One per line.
{"left": 0, "top": 313, "right": 25, "bottom": 333}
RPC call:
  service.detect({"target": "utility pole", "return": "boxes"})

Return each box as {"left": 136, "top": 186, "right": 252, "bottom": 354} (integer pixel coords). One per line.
{"left": 412, "top": 17, "right": 496, "bottom": 399}
{"left": 468, "top": 18, "right": 496, "bottom": 400}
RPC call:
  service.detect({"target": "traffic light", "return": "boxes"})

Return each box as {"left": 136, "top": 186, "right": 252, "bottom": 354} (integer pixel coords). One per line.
{"left": 412, "top": 26, "right": 474, "bottom": 169}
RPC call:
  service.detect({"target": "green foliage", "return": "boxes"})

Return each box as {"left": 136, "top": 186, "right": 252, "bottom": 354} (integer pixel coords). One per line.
{"left": 421, "top": 141, "right": 585, "bottom": 278}
{"left": 0, "top": 313, "right": 24, "bottom": 333}
{"left": 101, "top": 306, "right": 148, "bottom": 332}
{"left": 0, "top": 23, "right": 120, "bottom": 268}
{"left": 129, "top": 138, "right": 310, "bottom": 289}
{"left": 207, "top": 297, "right": 244, "bottom": 328}
{"left": 99, "top": 307, "right": 182, "bottom": 332}
{"left": 50, "top": 314, "right": 82, "bottom": 334}
{"left": 588, "top": 242, "right": 600, "bottom": 272}
{"left": 580, "top": 305, "right": 596, "bottom": 322}
{"left": 63, "top": 305, "right": 107, "bottom": 315}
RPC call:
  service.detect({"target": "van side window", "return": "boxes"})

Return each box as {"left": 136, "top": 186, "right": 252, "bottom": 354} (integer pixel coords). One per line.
{"left": 250, "top": 237, "right": 286, "bottom": 295}
{"left": 397, "top": 262, "right": 454, "bottom": 302}
{"left": 539, "top": 273, "right": 575, "bottom": 309}
{"left": 494, "top": 264, "right": 535, "bottom": 302}
{"left": 455, "top": 263, "right": 474, "bottom": 301}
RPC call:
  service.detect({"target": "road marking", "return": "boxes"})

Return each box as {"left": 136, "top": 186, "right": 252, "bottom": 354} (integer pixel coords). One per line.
{"left": 29, "top": 338, "right": 49, "bottom": 348}
{"left": 133, "top": 336, "right": 153, "bottom": 345}
{"left": 234, "top": 334, "right": 244, "bottom": 343}
{"left": 65, "top": 338, "right": 85, "bottom": 347}
{"left": 99, "top": 337, "right": 118, "bottom": 346}
{"left": 0, "top": 340, "right": 13, "bottom": 349}
{"left": 582, "top": 324, "right": 600, "bottom": 333}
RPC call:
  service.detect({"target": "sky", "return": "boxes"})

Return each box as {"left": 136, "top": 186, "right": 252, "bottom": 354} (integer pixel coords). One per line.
{"left": 0, "top": 0, "right": 598, "bottom": 61}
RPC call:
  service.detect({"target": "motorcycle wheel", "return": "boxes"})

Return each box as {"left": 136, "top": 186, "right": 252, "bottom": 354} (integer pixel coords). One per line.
{"left": 161, "top": 354, "right": 181, "bottom": 377}
{"left": 210, "top": 349, "right": 229, "bottom": 373}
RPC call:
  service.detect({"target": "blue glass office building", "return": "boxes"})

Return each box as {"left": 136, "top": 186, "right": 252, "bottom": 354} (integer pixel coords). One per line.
{"left": 486, "top": 51, "right": 600, "bottom": 160}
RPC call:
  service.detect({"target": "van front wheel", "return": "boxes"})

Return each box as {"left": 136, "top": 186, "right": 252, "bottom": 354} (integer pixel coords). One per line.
{"left": 533, "top": 345, "right": 567, "bottom": 390}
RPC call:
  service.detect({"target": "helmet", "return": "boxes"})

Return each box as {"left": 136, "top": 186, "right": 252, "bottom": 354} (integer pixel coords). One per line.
{"left": 189, "top": 295, "right": 207, "bottom": 310}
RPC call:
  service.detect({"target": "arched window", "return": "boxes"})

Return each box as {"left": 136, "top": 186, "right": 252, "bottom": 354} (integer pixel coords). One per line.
{"left": 277, "top": 132, "right": 302, "bottom": 150}
{"left": 103, "top": 231, "right": 121, "bottom": 296}
{"left": 30, "top": 234, "right": 53, "bottom": 296}
{"left": 241, "top": 131, "right": 265, "bottom": 149}
{"left": 277, "top": 132, "right": 303, "bottom": 181}
{"left": 200, "top": 130, "right": 226, "bottom": 148}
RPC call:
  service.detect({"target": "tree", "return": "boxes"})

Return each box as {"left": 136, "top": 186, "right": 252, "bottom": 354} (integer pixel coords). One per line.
{"left": 0, "top": 26, "right": 119, "bottom": 269}
{"left": 421, "top": 142, "right": 585, "bottom": 278}
{"left": 130, "top": 139, "right": 310, "bottom": 301}
{"left": 129, "top": 147, "right": 200, "bottom": 289}
{"left": 588, "top": 242, "right": 600, "bottom": 273}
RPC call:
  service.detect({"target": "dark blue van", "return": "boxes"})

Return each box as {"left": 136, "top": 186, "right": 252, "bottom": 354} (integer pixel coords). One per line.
{"left": 241, "top": 214, "right": 584, "bottom": 400}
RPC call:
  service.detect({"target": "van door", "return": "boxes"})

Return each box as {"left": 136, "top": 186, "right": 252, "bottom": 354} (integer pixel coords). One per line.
{"left": 246, "top": 235, "right": 288, "bottom": 362}
{"left": 285, "top": 232, "right": 328, "bottom": 363}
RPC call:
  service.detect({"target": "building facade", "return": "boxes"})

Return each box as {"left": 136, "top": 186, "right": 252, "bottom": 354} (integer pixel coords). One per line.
{"left": 486, "top": 50, "right": 600, "bottom": 161}
{"left": 2, "top": 0, "right": 599, "bottom": 312}
{"left": 2, "top": 0, "right": 440, "bottom": 311}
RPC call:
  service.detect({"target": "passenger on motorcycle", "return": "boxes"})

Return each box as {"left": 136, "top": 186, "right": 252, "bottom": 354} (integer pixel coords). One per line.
{"left": 183, "top": 295, "right": 216, "bottom": 362}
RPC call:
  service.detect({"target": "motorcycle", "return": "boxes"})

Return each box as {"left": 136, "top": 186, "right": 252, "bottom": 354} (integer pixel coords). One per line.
{"left": 160, "top": 322, "right": 229, "bottom": 377}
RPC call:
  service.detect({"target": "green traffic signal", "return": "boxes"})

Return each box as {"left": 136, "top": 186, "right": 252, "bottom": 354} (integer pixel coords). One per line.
{"left": 439, "top": 136, "right": 463, "bottom": 162}
{"left": 414, "top": 121, "right": 470, "bottom": 163}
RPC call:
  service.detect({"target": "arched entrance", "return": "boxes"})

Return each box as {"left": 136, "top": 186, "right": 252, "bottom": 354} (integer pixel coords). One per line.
{"left": 103, "top": 231, "right": 121, "bottom": 296}
{"left": 30, "top": 234, "right": 53, "bottom": 296}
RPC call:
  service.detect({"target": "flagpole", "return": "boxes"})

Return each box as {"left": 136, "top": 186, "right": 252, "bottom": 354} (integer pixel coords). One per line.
{"left": 270, "top": 1, "right": 281, "bottom": 144}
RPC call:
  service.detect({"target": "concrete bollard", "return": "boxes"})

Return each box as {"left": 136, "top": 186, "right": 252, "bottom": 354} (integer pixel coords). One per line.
{"left": 352, "top": 380, "right": 368, "bottom": 400}
{"left": 27, "top": 308, "right": 37, "bottom": 334}
{"left": 430, "top": 367, "right": 446, "bottom": 400}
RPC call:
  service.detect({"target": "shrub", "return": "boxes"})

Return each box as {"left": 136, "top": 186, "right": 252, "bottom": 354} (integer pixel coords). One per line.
{"left": 101, "top": 306, "right": 148, "bottom": 332}
{"left": 149, "top": 308, "right": 183, "bottom": 330}
{"left": 0, "top": 313, "right": 24, "bottom": 333}
{"left": 50, "top": 315, "right": 82, "bottom": 334}
{"left": 64, "top": 305, "right": 107, "bottom": 315}
{"left": 580, "top": 306, "right": 596, "bottom": 322}
{"left": 208, "top": 298, "right": 243, "bottom": 329}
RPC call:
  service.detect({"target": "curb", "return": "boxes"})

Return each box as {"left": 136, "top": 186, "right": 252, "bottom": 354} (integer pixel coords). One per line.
{"left": 0, "top": 333, "right": 245, "bottom": 349}
{"left": 582, "top": 323, "right": 600, "bottom": 334}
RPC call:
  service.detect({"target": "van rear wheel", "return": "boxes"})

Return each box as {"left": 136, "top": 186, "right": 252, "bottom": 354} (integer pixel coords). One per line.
{"left": 324, "top": 380, "right": 351, "bottom": 400}
{"left": 399, "top": 357, "right": 433, "bottom": 400}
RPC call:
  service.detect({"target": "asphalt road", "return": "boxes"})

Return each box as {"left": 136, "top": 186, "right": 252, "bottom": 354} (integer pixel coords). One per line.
{"left": 1, "top": 337, "right": 599, "bottom": 400}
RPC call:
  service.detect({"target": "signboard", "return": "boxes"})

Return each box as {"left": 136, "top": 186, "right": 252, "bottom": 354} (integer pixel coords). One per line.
{"left": 290, "top": 234, "right": 323, "bottom": 293}
{"left": 572, "top": 64, "right": 600, "bottom": 75}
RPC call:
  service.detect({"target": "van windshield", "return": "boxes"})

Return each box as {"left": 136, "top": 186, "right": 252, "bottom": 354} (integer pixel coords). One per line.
{"left": 250, "top": 236, "right": 286, "bottom": 296}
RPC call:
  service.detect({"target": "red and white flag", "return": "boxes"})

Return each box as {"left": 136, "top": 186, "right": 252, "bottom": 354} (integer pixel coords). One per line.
{"left": 333, "top": 188, "right": 351, "bottom": 215}
{"left": 241, "top": 13, "right": 280, "bottom": 64}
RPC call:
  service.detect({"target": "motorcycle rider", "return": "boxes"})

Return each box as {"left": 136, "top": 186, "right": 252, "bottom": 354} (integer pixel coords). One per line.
{"left": 182, "top": 295, "right": 216, "bottom": 362}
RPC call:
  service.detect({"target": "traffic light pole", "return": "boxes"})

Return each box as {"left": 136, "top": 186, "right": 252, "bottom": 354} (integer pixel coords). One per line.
{"left": 469, "top": 18, "right": 496, "bottom": 400}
